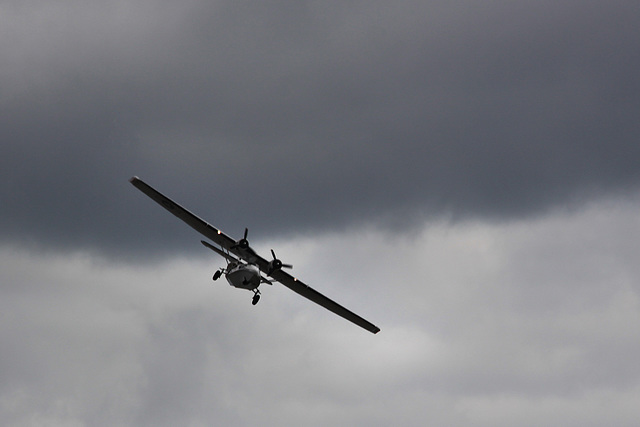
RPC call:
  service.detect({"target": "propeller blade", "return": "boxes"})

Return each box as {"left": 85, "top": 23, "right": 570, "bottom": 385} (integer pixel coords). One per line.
{"left": 269, "top": 249, "right": 293, "bottom": 271}
{"left": 232, "top": 228, "right": 250, "bottom": 249}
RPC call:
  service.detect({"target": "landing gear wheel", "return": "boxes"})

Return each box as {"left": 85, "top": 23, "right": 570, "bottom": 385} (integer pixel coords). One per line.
{"left": 252, "top": 293, "right": 261, "bottom": 305}
{"left": 212, "top": 270, "right": 222, "bottom": 281}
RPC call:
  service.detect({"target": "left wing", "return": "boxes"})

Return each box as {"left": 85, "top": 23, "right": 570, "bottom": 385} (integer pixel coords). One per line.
{"left": 129, "top": 176, "right": 380, "bottom": 334}
{"left": 129, "top": 176, "right": 239, "bottom": 253}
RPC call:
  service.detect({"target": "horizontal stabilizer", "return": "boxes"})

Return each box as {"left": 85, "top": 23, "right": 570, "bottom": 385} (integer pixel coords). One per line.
{"left": 201, "top": 240, "right": 239, "bottom": 262}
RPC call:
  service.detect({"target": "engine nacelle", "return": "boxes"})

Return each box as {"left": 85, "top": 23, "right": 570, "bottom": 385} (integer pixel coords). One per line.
{"left": 267, "top": 249, "right": 292, "bottom": 275}
{"left": 236, "top": 238, "right": 250, "bottom": 250}
{"left": 268, "top": 259, "right": 283, "bottom": 274}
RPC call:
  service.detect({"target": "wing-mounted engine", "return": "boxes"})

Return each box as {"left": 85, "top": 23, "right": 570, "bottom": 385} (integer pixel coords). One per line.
{"left": 232, "top": 228, "right": 250, "bottom": 250}
{"left": 230, "top": 228, "right": 259, "bottom": 262}
{"left": 267, "top": 249, "right": 293, "bottom": 276}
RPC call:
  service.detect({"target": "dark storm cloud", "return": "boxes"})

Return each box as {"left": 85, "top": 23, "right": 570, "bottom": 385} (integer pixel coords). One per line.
{"left": 2, "top": 0, "right": 639, "bottom": 255}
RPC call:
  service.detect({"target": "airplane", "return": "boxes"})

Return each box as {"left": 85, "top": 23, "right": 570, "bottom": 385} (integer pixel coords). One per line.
{"left": 129, "top": 177, "right": 380, "bottom": 334}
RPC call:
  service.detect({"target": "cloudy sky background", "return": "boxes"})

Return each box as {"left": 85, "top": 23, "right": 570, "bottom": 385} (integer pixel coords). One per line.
{"left": 2, "top": 0, "right": 640, "bottom": 425}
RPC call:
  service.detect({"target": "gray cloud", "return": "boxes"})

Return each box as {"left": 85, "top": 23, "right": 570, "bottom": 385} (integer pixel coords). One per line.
{"left": 3, "top": 3, "right": 640, "bottom": 424}
{"left": 2, "top": 0, "right": 639, "bottom": 256}
{"left": 2, "top": 200, "right": 640, "bottom": 425}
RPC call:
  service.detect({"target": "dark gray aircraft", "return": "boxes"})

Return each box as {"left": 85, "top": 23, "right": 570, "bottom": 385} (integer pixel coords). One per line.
{"left": 130, "top": 177, "right": 380, "bottom": 334}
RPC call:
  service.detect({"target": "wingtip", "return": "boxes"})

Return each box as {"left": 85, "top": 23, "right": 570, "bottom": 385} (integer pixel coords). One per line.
{"left": 129, "top": 176, "right": 140, "bottom": 184}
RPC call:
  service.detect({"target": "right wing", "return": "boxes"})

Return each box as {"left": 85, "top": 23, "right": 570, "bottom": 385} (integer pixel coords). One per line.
{"left": 270, "top": 269, "right": 381, "bottom": 334}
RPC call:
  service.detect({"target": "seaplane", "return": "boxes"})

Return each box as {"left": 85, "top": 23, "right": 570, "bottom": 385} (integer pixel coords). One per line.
{"left": 129, "top": 177, "right": 380, "bottom": 334}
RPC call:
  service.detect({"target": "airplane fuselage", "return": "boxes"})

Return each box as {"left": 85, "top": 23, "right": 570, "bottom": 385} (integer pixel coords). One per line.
{"left": 225, "top": 262, "right": 261, "bottom": 291}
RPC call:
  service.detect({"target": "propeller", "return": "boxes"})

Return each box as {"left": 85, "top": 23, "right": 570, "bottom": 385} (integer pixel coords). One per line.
{"left": 268, "top": 249, "right": 293, "bottom": 275}
{"left": 231, "top": 228, "right": 250, "bottom": 250}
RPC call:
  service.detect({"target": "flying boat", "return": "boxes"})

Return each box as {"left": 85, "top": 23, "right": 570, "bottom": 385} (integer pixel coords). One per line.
{"left": 129, "top": 177, "right": 380, "bottom": 334}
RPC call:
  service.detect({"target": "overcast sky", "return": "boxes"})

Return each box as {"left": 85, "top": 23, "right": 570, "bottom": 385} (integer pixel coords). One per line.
{"left": 2, "top": 1, "right": 640, "bottom": 425}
